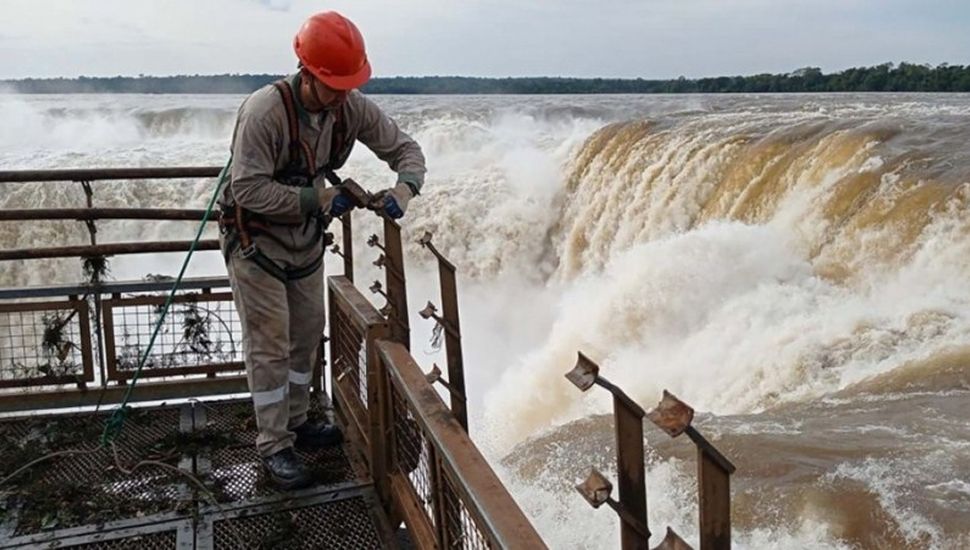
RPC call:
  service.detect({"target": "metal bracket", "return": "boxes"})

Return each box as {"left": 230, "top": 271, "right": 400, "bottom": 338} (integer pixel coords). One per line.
{"left": 369, "top": 281, "right": 388, "bottom": 299}
{"left": 424, "top": 363, "right": 464, "bottom": 399}
{"left": 367, "top": 234, "right": 384, "bottom": 251}
{"left": 418, "top": 301, "right": 460, "bottom": 339}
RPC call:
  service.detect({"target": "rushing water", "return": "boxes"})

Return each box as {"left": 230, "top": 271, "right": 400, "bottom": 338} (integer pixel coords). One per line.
{"left": 2, "top": 92, "right": 969, "bottom": 549}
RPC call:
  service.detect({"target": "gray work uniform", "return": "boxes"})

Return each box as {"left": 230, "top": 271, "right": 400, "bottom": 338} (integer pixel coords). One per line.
{"left": 221, "top": 73, "right": 425, "bottom": 457}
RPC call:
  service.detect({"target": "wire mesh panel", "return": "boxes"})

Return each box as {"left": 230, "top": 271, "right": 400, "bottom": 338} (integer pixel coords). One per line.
{"left": 0, "top": 299, "right": 93, "bottom": 388}
{"left": 331, "top": 299, "right": 367, "bottom": 408}
{"left": 210, "top": 496, "right": 383, "bottom": 549}
{"left": 441, "top": 468, "right": 492, "bottom": 550}
{"left": 391, "top": 383, "right": 437, "bottom": 529}
{"left": 103, "top": 292, "right": 243, "bottom": 381}
{"left": 378, "top": 341, "right": 547, "bottom": 550}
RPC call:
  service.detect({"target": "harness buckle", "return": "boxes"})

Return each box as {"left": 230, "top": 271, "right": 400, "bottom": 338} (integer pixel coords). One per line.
{"left": 240, "top": 244, "right": 258, "bottom": 259}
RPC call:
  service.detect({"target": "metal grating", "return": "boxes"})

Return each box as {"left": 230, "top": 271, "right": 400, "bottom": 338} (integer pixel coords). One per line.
{"left": 0, "top": 406, "right": 186, "bottom": 537}
{"left": 107, "top": 295, "right": 242, "bottom": 377}
{"left": 199, "top": 400, "right": 356, "bottom": 503}
{"left": 0, "top": 302, "right": 88, "bottom": 384}
{"left": 67, "top": 530, "right": 177, "bottom": 549}
{"left": 211, "top": 496, "right": 382, "bottom": 549}
{"left": 331, "top": 303, "right": 367, "bottom": 407}
{"left": 391, "top": 384, "right": 436, "bottom": 528}
{"left": 441, "top": 469, "right": 491, "bottom": 550}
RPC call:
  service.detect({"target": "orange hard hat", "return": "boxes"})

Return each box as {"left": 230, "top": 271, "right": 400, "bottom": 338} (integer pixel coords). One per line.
{"left": 293, "top": 12, "right": 372, "bottom": 90}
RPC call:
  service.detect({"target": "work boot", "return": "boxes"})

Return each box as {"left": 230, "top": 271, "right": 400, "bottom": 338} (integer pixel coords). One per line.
{"left": 262, "top": 447, "right": 312, "bottom": 490}
{"left": 293, "top": 420, "right": 344, "bottom": 450}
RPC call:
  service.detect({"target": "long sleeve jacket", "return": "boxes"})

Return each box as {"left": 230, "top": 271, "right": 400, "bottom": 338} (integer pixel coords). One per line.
{"left": 221, "top": 73, "right": 426, "bottom": 264}
{"left": 221, "top": 73, "right": 425, "bottom": 266}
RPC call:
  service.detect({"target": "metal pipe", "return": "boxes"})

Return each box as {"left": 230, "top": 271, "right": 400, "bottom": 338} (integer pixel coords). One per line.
{"left": 0, "top": 166, "right": 222, "bottom": 183}
{"left": 0, "top": 208, "right": 215, "bottom": 221}
{"left": 0, "top": 240, "right": 221, "bottom": 261}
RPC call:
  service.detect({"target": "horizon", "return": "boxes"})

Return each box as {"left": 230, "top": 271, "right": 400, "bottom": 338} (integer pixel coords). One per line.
{"left": 2, "top": 1, "right": 968, "bottom": 80}
{"left": 3, "top": 61, "right": 964, "bottom": 82}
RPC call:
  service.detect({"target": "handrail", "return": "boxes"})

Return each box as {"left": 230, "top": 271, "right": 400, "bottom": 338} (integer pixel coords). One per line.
{"left": 378, "top": 340, "right": 548, "bottom": 550}
{"left": 0, "top": 276, "right": 231, "bottom": 300}
{"left": 0, "top": 240, "right": 221, "bottom": 261}
{"left": 0, "top": 166, "right": 222, "bottom": 182}
{"left": 0, "top": 208, "right": 212, "bottom": 221}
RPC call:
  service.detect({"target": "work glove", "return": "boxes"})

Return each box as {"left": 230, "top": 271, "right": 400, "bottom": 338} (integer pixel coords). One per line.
{"left": 316, "top": 187, "right": 354, "bottom": 217}
{"left": 372, "top": 182, "right": 414, "bottom": 219}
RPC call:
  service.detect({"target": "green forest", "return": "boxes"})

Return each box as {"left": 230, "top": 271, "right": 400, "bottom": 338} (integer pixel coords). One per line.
{"left": 4, "top": 63, "right": 970, "bottom": 94}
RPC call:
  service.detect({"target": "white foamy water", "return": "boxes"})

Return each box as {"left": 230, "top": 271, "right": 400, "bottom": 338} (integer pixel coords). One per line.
{"left": 3, "top": 91, "right": 970, "bottom": 549}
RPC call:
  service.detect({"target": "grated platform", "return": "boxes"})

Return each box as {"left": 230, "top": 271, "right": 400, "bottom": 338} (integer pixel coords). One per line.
{"left": 0, "top": 398, "right": 390, "bottom": 549}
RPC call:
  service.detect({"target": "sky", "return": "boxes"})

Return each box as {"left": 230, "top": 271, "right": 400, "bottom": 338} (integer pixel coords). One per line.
{"left": 1, "top": 0, "right": 968, "bottom": 80}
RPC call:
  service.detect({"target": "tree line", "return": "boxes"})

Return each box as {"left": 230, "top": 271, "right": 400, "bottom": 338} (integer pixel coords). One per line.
{"left": 4, "top": 63, "right": 970, "bottom": 94}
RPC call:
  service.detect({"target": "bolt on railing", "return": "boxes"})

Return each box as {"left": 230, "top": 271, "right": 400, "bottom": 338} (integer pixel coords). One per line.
{"left": 566, "top": 352, "right": 734, "bottom": 550}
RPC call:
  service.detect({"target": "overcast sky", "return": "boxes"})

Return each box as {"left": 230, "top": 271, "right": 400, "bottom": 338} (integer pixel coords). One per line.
{"left": 1, "top": 0, "right": 968, "bottom": 80}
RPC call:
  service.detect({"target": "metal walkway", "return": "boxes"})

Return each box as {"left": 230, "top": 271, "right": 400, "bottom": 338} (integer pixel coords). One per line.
{"left": 0, "top": 399, "right": 393, "bottom": 549}
{"left": 0, "top": 166, "right": 741, "bottom": 550}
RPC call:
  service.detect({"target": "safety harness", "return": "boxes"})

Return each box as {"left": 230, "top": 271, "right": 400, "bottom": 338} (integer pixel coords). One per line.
{"left": 220, "top": 78, "right": 354, "bottom": 283}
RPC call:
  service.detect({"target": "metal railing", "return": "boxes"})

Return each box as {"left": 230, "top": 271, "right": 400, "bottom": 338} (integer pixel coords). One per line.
{"left": 0, "top": 167, "right": 246, "bottom": 412}
{"left": 567, "top": 353, "right": 737, "bottom": 550}
{"left": 328, "top": 204, "right": 542, "bottom": 548}
{"left": 0, "top": 166, "right": 547, "bottom": 548}
{"left": 0, "top": 278, "right": 248, "bottom": 412}
{"left": 328, "top": 272, "right": 546, "bottom": 549}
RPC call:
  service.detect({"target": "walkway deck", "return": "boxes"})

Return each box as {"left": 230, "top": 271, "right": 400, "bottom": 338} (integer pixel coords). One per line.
{"left": 0, "top": 398, "right": 392, "bottom": 549}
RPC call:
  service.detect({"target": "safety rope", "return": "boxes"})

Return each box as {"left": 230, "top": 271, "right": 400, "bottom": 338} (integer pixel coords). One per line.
{"left": 100, "top": 158, "right": 232, "bottom": 446}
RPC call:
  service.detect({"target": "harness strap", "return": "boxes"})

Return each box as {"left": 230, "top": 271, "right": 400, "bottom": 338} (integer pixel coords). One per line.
{"left": 272, "top": 80, "right": 305, "bottom": 172}
{"left": 222, "top": 229, "right": 325, "bottom": 284}
{"left": 224, "top": 77, "right": 354, "bottom": 282}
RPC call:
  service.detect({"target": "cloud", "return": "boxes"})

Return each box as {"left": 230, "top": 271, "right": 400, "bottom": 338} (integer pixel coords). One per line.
{"left": 254, "top": 0, "right": 293, "bottom": 11}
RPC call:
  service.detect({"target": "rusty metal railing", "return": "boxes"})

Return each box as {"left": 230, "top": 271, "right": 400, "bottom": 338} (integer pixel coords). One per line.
{"left": 567, "top": 353, "right": 736, "bottom": 550}
{"left": 2, "top": 166, "right": 546, "bottom": 547}
{"left": 0, "top": 278, "right": 249, "bottom": 413}
{"left": 329, "top": 271, "right": 545, "bottom": 549}
{"left": 0, "top": 295, "right": 94, "bottom": 390}
{"left": 416, "top": 231, "right": 468, "bottom": 431}
{"left": 0, "top": 166, "right": 224, "bottom": 261}
{"left": 331, "top": 201, "right": 515, "bottom": 548}
{"left": 0, "top": 167, "right": 247, "bottom": 412}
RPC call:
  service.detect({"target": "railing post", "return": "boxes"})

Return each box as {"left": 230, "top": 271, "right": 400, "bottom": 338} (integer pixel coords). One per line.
{"left": 78, "top": 179, "right": 108, "bottom": 389}
{"left": 367, "top": 323, "right": 392, "bottom": 507}
{"left": 417, "top": 232, "right": 468, "bottom": 431}
{"left": 382, "top": 218, "right": 410, "bottom": 349}
{"left": 341, "top": 213, "right": 354, "bottom": 282}
{"left": 647, "top": 390, "right": 736, "bottom": 550}
{"left": 566, "top": 352, "right": 650, "bottom": 549}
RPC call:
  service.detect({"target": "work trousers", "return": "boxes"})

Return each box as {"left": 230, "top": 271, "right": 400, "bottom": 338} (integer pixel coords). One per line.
{"left": 224, "top": 234, "right": 327, "bottom": 457}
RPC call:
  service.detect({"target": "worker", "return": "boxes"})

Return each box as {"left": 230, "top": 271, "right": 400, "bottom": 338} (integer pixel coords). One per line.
{"left": 219, "top": 11, "right": 426, "bottom": 490}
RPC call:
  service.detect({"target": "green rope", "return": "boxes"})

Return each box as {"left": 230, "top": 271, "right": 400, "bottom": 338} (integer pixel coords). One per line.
{"left": 101, "top": 158, "right": 232, "bottom": 445}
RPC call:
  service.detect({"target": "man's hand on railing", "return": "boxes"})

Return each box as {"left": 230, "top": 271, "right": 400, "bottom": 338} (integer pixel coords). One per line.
{"left": 370, "top": 182, "right": 414, "bottom": 219}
